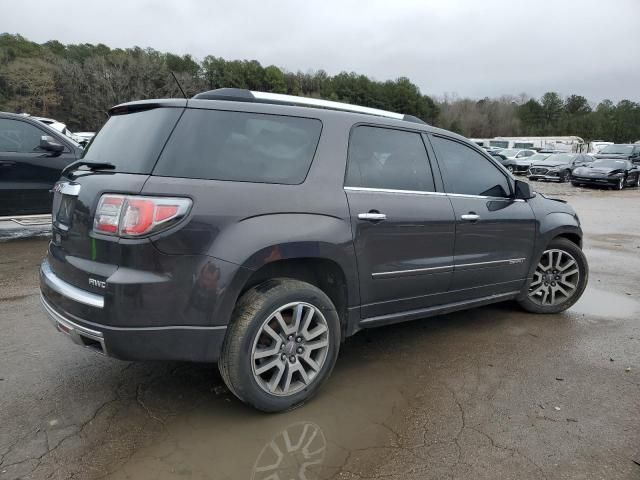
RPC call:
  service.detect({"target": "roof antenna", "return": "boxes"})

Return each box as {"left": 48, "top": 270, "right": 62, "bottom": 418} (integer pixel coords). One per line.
{"left": 170, "top": 71, "right": 187, "bottom": 99}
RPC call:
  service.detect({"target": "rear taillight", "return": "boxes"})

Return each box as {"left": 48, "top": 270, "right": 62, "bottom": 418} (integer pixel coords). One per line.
{"left": 94, "top": 194, "right": 192, "bottom": 237}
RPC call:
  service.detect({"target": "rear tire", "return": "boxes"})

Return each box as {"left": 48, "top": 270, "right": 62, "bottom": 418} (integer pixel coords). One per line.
{"left": 518, "top": 238, "right": 588, "bottom": 314}
{"left": 218, "top": 278, "right": 341, "bottom": 412}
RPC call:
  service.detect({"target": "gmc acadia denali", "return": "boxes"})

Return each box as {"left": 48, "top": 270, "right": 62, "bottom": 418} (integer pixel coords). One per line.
{"left": 40, "top": 89, "right": 588, "bottom": 412}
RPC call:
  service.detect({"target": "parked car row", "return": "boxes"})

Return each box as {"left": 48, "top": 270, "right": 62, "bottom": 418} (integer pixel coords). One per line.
{"left": 485, "top": 143, "right": 640, "bottom": 190}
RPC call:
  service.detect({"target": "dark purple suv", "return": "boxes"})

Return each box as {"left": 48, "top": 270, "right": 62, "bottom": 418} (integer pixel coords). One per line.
{"left": 40, "top": 89, "right": 588, "bottom": 411}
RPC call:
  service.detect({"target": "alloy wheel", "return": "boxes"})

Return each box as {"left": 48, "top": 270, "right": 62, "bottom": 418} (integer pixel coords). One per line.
{"left": 528, "top": 249, "right": 580, "bottom": 306}
{"left": 617, "top": 177, "right": 624, "bottom": 190}
{"left": 251, "top": 302, "right": 330, "bottom": 396}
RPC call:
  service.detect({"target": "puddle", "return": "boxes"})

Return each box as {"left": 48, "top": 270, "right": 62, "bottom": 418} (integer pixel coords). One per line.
{"left": 107, "top": 347, "right": 410, "bottom": 480}
{"left": 569, "top": 286, "right": 638, "bottom": 318}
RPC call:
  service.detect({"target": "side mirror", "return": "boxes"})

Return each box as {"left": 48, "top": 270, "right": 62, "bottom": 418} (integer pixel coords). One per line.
{"left": 514, "top": 179, "right": 534, "bottom": 200}
{"left": 40, "top": 135, "right": 64, "bottom": 153}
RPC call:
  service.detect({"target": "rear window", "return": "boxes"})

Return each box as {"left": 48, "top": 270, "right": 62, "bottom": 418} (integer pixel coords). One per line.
{"left": 81, "top": 107, "right": 183, "bottom": 173}
{"left": 154, "top": 109, "right": 322, "bottom": 184}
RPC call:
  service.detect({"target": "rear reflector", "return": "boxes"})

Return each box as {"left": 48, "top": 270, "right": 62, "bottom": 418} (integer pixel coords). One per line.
{"left": 94, "top": 194, "right": 191, "bottom": 237}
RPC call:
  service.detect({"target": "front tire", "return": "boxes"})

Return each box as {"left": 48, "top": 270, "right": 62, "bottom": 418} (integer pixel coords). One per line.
{"left": 219, "top": 278, "right": 341, "bottom": 412}
{"left": 616, "top": 177, "right": 624, "bottom": 190}
{"left": 518, "top": 238, "right": 588, "bottom": 314}
{"left": 559, "top": 170, "right": 570, "bottom": 183}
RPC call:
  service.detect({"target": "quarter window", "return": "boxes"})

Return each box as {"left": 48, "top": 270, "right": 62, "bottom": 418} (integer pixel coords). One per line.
{"left": 345, "top": 126, "right": 435, "bottom": 192}
{"left": 431, "top": 135, "right": 511, "bottom": 198}
{"left": 0, "top": 119, "right": 45, "bottom": 153}
{"left": 155, "top": 109, "right": 322, "bottom": 184}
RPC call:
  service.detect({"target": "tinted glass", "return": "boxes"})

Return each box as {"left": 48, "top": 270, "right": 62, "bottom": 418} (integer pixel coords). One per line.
{"left": 0, "top": 119, "right": 45, "bottom": 153}
{"left": 500, "top": 149, "right": 519, "bottom": 157}
{"left": 600, "top": 145, "right": 633, "bottom": 155}
{"left": 345, "top": 126, "right": 434, "bottom": 191}
{"left": 529, "top": 153, "right": 550, "bottom": 161}
{"left": 542, "top": 154, "right": 576, "bottom": 163}
{"left": 155, "top": 109, "right": 321, "bottom": 184}
{"left": 431, "top": 136, "right": 511, "bottom": 198}
{"left": 82, "top": 107, "right": 183, "bottom": 174}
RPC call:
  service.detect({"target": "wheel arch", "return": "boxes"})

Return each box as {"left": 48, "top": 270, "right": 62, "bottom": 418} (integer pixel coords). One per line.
{"left": 239, "top": 257, "right": 351, "bottom": 338}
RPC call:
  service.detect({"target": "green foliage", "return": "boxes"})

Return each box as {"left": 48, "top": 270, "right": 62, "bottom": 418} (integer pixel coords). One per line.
{"left": 0, "top": 34, "right": 637, "bottom": 142}
{"left": 0, "top": 34, "right": 439, "bottom": 130}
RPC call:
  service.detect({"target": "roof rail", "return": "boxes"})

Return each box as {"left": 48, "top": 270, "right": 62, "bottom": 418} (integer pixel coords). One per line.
{"left": 192, "top": 88, "right": 426, "bottom": 124}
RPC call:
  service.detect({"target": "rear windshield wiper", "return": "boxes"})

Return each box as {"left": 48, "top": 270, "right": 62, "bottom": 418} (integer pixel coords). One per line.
{"left": 62, "top": 161, "right": 116, "bottom": 176}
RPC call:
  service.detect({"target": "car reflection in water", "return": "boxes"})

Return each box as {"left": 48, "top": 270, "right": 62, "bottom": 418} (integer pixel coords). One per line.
{"left": 252, "top": 422, "right": 327, "bottom": 480}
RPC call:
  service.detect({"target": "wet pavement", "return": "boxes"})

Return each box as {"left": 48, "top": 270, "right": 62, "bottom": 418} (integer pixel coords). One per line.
{"left": 1, "top": 181, "right": 639, "bottom": 480}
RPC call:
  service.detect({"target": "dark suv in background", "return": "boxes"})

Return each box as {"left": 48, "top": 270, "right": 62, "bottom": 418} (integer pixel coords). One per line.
{"left": 0, "top": 112, "right": 83, "bottom": 217}
{"left": 40, "top": 89, "right": 588, "bottom": 412}
{"left": 594, "top": 144, "right": 640, "bottom": 164}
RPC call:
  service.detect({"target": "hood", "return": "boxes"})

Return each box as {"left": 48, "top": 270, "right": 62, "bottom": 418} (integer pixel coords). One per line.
{"left": 594, "top": 153, "right": 629, "bottom": 160}
{"left": 574, "top": 166, "right": 623, "bottom": 176}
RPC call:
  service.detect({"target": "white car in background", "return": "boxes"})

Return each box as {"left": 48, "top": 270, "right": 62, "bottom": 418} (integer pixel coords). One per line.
{"left": 28, "top": 116, "right": 93, "bottom": 146}
{"left": 73, "top": 132, "right": 96, "bottom": 143}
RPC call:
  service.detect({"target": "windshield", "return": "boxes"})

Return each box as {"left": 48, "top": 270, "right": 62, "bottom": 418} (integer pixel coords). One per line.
{"left": 599, "top": 145, "right": 633, "bottom": 155}
{"left": 500, "top": 149, "right": 519, "bottom": 156}
{"left": 542, "top": 154, "right": 576, "bottom": 163}
{"left": 590, "top": 159, "right": 629, "bottom": 169}
{"left": 529, "top": 153, "right": 550, "bottom": 161}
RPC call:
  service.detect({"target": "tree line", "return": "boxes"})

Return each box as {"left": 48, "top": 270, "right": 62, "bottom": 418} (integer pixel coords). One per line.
{"left": 0, "top": 34, "right": 638, "bottom": 143}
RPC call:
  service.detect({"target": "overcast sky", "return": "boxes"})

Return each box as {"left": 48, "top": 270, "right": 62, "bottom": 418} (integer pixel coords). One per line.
{"left": 4, "top": 0, "right": 640, "bottom": 103}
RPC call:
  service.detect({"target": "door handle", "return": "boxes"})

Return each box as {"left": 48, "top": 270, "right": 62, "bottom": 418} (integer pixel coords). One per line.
{"left": 461, "top": 213, "right": 480, "bottom": 221}
{"left": 358, "top": 212, "right": 387, "bottom": 221}
{"left": 0, "top": 161, "right": 16, "bottom": 168}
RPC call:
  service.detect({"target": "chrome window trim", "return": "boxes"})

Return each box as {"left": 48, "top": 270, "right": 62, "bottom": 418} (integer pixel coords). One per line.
{"left": 372, "top": 258, "right": 526, "bottom": 279}
{"left": 41, "top": 260, "right": 104, "bottom": 309}
{"left": 343, "top": 186, "right": 524, "bottom": 202}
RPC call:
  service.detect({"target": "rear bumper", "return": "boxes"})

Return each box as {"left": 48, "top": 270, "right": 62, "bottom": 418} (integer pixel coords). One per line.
{"left": 40, "top": 260, "right": 228, "bottom": 362}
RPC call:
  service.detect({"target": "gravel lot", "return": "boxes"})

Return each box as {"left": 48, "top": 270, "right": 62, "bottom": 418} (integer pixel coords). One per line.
{"left": 1, "top": 181, "right": 639, "bottom": 480}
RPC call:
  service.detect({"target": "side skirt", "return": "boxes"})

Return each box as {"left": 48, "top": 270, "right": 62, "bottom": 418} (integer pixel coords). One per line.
{"left": 358, "top": 291, "right": 520, "bottom": 329}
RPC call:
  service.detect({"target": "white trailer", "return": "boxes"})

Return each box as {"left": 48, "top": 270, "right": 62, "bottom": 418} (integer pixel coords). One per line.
{"left": 488, "top": 136, "right": 585, "bottom": 152}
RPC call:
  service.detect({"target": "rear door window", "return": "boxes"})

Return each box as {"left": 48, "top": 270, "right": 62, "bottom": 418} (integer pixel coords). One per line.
{"left": 81, "top": 107, "right": 184, "bottom": 174}
{"left": 154, "top": 109, "right": 322, "bottom": 184}
{"left": 430, "top": 135, "right": 511, "bottom": 198}
{"left": 345, "top": 126, "right": 435, "bottom": 191}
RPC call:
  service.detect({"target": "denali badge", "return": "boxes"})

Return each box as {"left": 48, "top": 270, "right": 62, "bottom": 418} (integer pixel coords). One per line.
{"left": 89, "top": 278, "right": 106, "bottom": 289}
